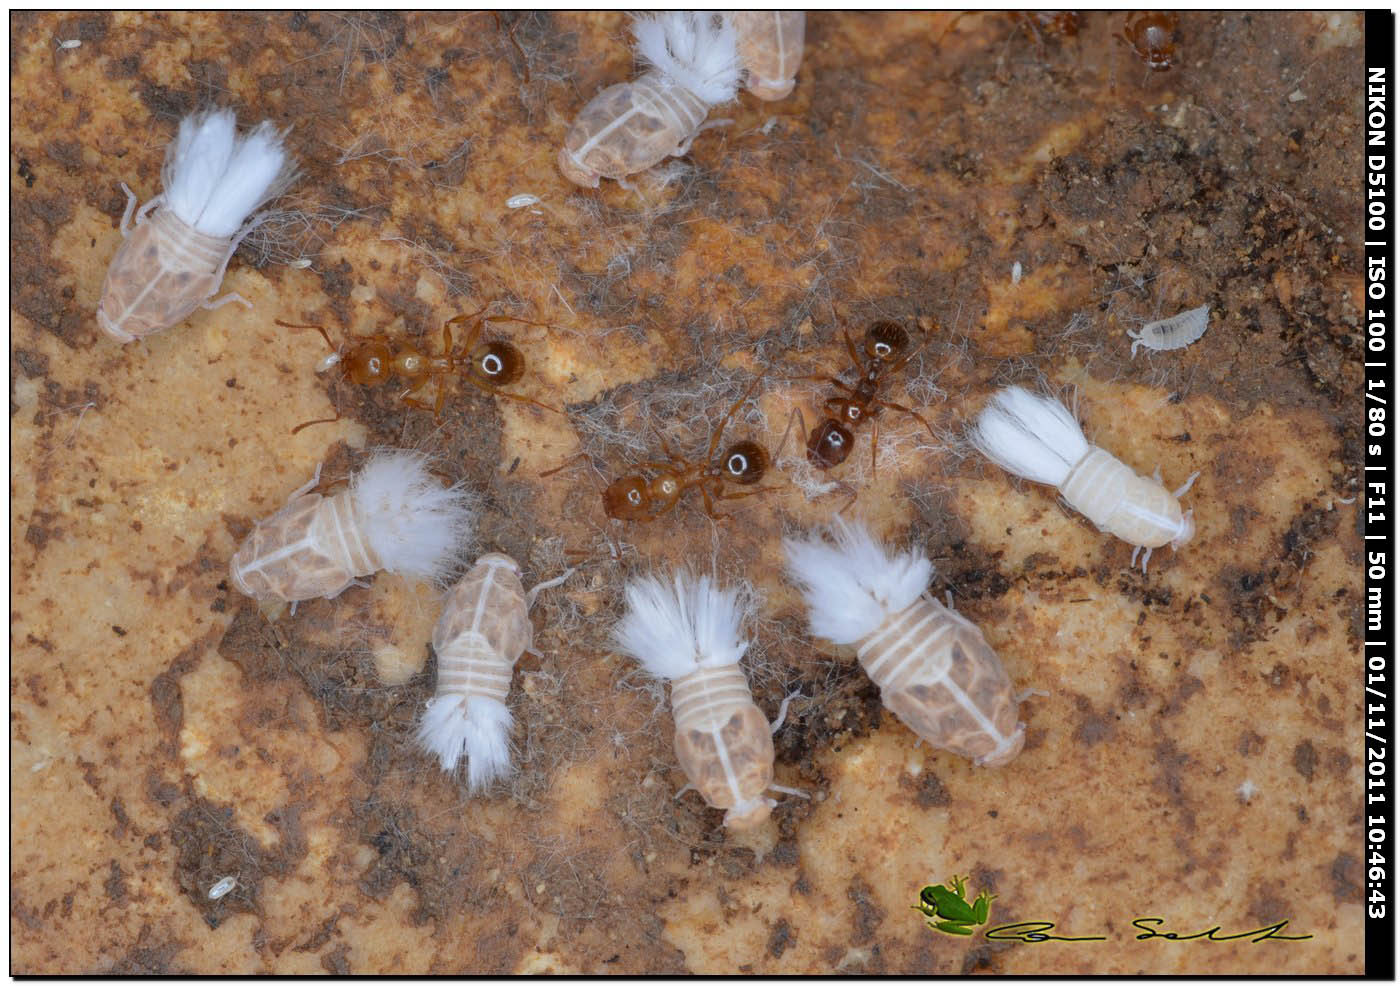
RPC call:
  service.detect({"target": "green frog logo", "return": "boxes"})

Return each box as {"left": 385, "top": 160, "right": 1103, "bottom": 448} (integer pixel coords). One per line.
{"left": 914, "top": 875, "right": 996, "bottom": 936}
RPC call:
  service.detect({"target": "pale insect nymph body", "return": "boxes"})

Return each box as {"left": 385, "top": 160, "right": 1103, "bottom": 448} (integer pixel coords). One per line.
{"left": 1127, "top": 304, "right": 1210, "bottom": 357}
{"left": 728, "top": 11, "right": 805, "bottom": 101}
{"left": 416, "top": 554, "right": 531, "bottom": 791}
{"left": 784, "top": 519, "right": 1025, "bottom": 767}
{"left": 970, "top": 386, "right": 1199, "bottom": 571}
{"left": 98, "top": 108, "right": 297, "bottom": 343}
{"left": 614, "top": 571, "right": 790, "bottom": 829}
{"left": 559, "top": 12, "right": 742, "bottom": 188}
{"left": 229, "top": 450, "right": 474, "bottom": 604}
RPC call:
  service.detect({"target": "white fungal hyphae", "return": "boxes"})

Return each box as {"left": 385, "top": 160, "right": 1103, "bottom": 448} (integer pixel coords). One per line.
{"left": 416, "top": 554, "right": 532, "bottom": 790}
{"left": 558, "top": 12, "right": 741, "bottom": 188}
{"left": 728, "top": 11, "right": 805, "bottom": 101}
{"left": 230, "top": 451, "right": 474, "bottom": 604}
{"left": 970, "top": 386, "right": 1199, "bottom": 571}
{"left": 783, "top": 519, "right": 1025, "bottom": 767}
{"left": 1127, "top": 304, "right": 1210, "bottom": 357}
{"left": 614, "top": 571, "right": 783, "bottom": 829}
{"left": 98, "top": 108, "right": 297, "bottom": 343}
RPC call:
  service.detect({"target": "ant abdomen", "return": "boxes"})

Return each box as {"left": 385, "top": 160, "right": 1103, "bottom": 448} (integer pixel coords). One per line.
{"left": 723, "top": 441, "right": 768, "bottom": 484}
{"left": 864, "top": 321, "right": 909, "bottom": 359}
{"left": 470, "top": 341, "right": 524, "bottom": 388}
{"left": 807, "top": 420, "right": 854, "bottom": 469}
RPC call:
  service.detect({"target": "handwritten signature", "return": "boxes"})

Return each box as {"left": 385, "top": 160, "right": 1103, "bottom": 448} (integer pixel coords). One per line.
{"left": 983, "top": 918, "right": 1312, "bottom": 945}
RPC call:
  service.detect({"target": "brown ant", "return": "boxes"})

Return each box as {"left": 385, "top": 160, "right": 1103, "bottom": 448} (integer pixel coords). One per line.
{"left": 939, "top": 11, "right": 1080, "bottom": 48}
{"left": 1012, "top": 11, "right": 1081, "bottom": 43}
{"left": 1118, "top": 12, "right": 1179, "bottom": 72}
{"left": 281, "top": 306, "right": 558, "bottom": 433}
{"left": 550, "top": 373, "right": 773, "bottom": 522}
{"left": 802, "top": 320, "right": 937, "bottom": 472}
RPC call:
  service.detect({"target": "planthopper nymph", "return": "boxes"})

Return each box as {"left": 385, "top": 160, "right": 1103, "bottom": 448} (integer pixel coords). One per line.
{"left": 558, "top": 12, "right": 742, "bottom": 188}
{"left": 969, "top": 386, "right": 1199, "bottom": 571}
{"left": 729, "top": 11, "right": 805, "bottom": 101}
{"left": 783, "top": 518, "right": 1025, "bottom": 767}
{"left": 416, "top": 554, "right": 572, "bottom": 791}
{"left": 98, "top": 108, "right": 297, "bottom": 343}
{"left": 613, "top": 570, "right": 797, "bottom": 829}
{"left": 229, "top": 450, "right": 474, "bottom": 605}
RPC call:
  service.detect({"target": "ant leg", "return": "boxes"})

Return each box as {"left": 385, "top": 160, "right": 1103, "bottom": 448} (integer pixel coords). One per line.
{"left": 488, "top": 388, "right": 562, "bottom": 415}
{"left": 291, "top": 411, "right": 341, "bottom": 435}
{"left": 773, "top": 407, "right": 806, "bottom": 462}
{"left": 540, "top": 452, "right": 590, "bottom": 478}
{"left": 443, "top": 307, "right": 488, "bottom": 356}
{"left": 655, "top": 433, "right": 686, "bottom": 468}
{"left": 717, "top": 486, "right": 774, "bottom": 502}
{"left": 877, "top": 399, "right": 938, "bottom": 438}
{"left": 698, "top": 483, "right": 720, "bottom": 518}
{"left": 843, "top": 326, "right": 861, "bottom": 366}
{"left": 400, "top": 389, "right": 436, "bottom": 413}
{"left": 835, "top": 484, "right": 860, "bottom": 516}
{"left": 705, "top": 371, "right": 767, "bottom": 461}
{"left": 276, "top": 319, "right": 337, "bottom": 353}
{"left": 117, "top": 183, "right": 138, "bottom": 237}
{"left": 673, "top": 783, "right": 696, "bottom": 801}
{"left": 481, "top": 312, "right": 552, "bottom": 331}
{"left": 433, "top": 374, "right": 449, "bottom": 421}
{"left": 870, "top": 416, "right": 880, "bottom": 477}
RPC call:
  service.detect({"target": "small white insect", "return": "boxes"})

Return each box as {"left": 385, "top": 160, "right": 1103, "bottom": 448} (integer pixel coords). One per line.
{"left": 969, "top": 386, "right": 1199, "bottom": 571}
{"left": 505, "top": 193, "right": 540, "bottom": 209}
{"left": 728, "top": 11, "right": 805, "bottom": 101}
{"left": 1127, "top": 304, "right": 1210, "bottom": 357}
{"left": 1011, "top": 261, "right": 1023, "bottom": 285}
{"left": 207, "top": 875, "right": 237, "bottom": 900}
{"left": 56, "top": 38, "right": 82, "bottom": 50}
{"left": 558, "top": 12, "right": 742, "bottom": 188}
{"left": 613, "top": 571, "right": 795, "bottom": 829}
{"left": 229, "top": 450, "right": 474, "bottom": 604}
{"left": 98, "top": 108, "right": 298, "bottom": 344}
{"left": 783, "top": 518, "right": 1025, "bottom": 767}
{"left": 416, "top": 555, "right": 572, "bottom": 791}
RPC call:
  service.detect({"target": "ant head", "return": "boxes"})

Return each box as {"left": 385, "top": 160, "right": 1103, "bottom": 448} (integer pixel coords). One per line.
{"left": 722, "top": 441, "right": 769, "bottom": 485}
{"left": 1125, "top": 12, "right": 1178, "bottom": 70}
{"left": 603, "top": 475, "right": 650, "bottom": 520}
{"left": 863, "top": 321, "right": 910, "bottom": 361}
{"left": 345, "top": 341, "right": 393, "bottom": 385}
{"left": 807, "top": 419, "right": 853, "bottom": 469}
{"left": 470, "top": 341, "right": 525, "bottom": 387}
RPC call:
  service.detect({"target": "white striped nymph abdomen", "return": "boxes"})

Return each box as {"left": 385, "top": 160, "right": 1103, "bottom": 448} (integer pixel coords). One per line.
{"left": 670, "top": 663, "right": 775, "bottom": 830}
{"left": 432, "top": 554, "right": 532, "bottom": 707}
{"left": 1060, "top": 447, "right": 1191, "bottom": 550}
{"left": 857, "top": 595, "right": 1023, "bottom": 767}
{"left": 98, "top": 207, "right": 233, "bottom": 343}
{"left": 559, "top": 70, "right": 711, "bottom": 187}
{"left": 230, "top": 486, "right": 377, "bottom": 603}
